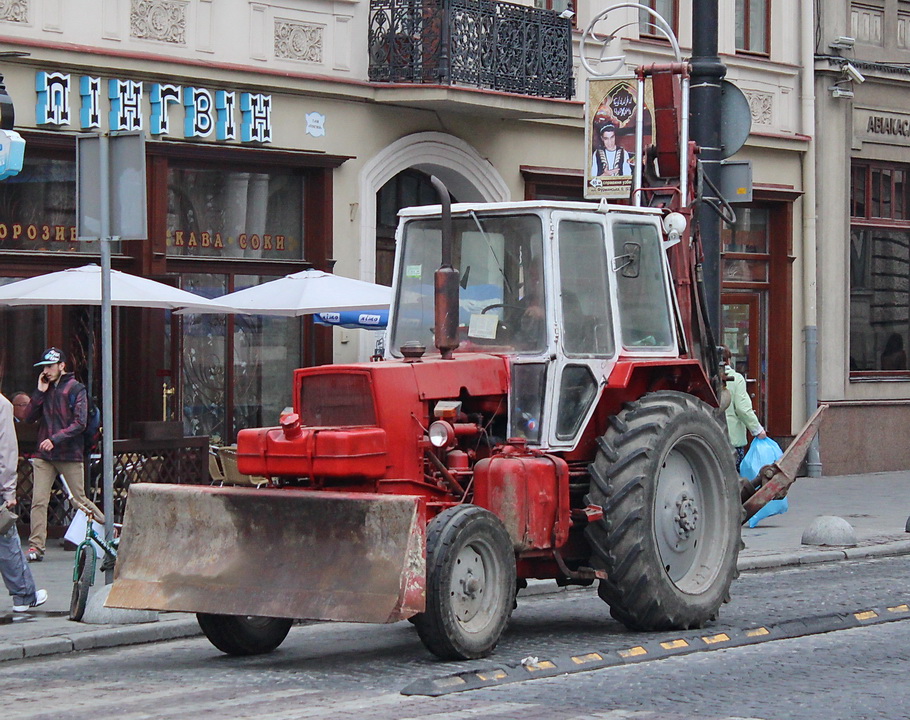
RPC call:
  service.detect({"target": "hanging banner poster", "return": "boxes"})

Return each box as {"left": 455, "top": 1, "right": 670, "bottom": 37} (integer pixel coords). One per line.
{"left": 585, "top": 77, "right": 653, "bottom": 200}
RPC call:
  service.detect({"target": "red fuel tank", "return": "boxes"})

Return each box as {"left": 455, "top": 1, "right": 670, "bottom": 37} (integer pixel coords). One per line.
{"left": 472, "top": 448, "right": 570, "bottom": 552}
{"left": 237, "top": 425, "right": 388, "bottom": 479}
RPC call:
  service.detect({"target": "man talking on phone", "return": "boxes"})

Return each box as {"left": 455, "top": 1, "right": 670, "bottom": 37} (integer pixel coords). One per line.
{"left": 22, "top": 347, "right": 104, "bottom": 563}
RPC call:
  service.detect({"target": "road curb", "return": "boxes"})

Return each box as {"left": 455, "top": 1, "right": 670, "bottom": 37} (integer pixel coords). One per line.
{"left": 0, "top": 617, "right": 201, "bottom": 663}
{"left": 738, "top": 538, "right": 910, "bottom": 571}
{"left": 1, "top": 539, "right": 909, "bottom": 664}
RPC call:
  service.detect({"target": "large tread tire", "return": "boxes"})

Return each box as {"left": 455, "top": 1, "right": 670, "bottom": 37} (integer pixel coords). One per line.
{"left": 196, "top": 614, "right": 293, "bottom": 656}
{"left": 413, "top": 505, "right": 517, "bottom": 660}
{"left": 69, "top": 546, "right": 93, "bottom": 622}
{"left": 584, "top": 390, "right": 742, "bottom": 631}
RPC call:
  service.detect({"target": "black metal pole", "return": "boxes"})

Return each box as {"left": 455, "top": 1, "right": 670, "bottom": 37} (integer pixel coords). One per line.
{"left": 0, "top": 70, "right": 14, "bottom": 130}
{"left": 690, "top": 0, "right": 725, "bottom": 339}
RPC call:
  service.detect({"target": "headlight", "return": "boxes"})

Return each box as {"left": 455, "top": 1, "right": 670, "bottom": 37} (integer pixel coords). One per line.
{"left": 428, "top": 420, "right": 455, "bottom": 448}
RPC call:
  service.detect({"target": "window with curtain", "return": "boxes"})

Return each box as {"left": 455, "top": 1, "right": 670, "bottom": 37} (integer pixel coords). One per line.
{"left": 639, "top": 0, "right": 678, "bottom": 37}
{"left": 179, "top": 273, "right": 302, "bottom": 443}
{"left": 735, "top": 0, "right": 769, "bottom": 54}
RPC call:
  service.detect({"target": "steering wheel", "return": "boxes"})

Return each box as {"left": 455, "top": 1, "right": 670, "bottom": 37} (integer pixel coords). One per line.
{"left": 481, "top": 303, "right": 524, "bottom": 315}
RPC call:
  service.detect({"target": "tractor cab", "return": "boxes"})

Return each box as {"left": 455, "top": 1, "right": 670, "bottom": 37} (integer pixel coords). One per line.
{"left": 388, "top": 201, "right": 682, "bottom": 451}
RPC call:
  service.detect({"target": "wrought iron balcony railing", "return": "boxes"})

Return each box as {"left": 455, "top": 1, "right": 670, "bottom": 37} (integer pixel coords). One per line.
{"left": 369, "top": 0, "right": 575, "bottom": 100}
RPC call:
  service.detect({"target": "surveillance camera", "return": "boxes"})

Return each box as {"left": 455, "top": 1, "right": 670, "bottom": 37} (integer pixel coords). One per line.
{"left": 558, "top": 9, "right": 575, "bottom": 19}
{"left": 843, "top": 62, "right": 865, "bottom": 84}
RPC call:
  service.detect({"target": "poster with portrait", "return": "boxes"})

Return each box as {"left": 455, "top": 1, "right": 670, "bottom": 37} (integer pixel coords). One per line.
{"left": 585, "top": 77, "right": 654, "bottom": 200}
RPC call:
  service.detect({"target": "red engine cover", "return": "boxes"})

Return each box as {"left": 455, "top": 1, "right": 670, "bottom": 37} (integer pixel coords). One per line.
{"left": 472, "top": 450, "right": 570, "bottom": 552}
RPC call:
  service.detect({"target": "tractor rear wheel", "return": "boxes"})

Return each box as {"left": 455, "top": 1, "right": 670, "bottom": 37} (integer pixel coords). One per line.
{"left": 585, "top": 391, "right": 742, "bottom": 631}
{"left": 196, "top": 614, "right": 293, "bottom": 656}
{"left": 413, "top": 505, "right": 516, "bottom": 660}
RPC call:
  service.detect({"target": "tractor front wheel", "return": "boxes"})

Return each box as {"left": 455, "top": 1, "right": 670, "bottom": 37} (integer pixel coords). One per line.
{"left": 196, "top": 614, "right": 293, "bottom": 656}
{"left": 413, "top": 505, "right": 516, "bottom": 660}
{"left": 585, "top": 391, "right": 742, "bottom": 631}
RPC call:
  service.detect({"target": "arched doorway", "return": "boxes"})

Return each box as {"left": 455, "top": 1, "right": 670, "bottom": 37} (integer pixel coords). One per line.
{"left": 358, "top": 132, "right": 510, "bottom": 286}
{"left": 375, "top": 168, "right": 445, "bottom": 287}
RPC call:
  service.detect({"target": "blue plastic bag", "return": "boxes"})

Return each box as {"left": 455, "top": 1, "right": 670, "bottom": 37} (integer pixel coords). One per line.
{"left": 740, "top": 436, "right": 784, "bottom": 484}
{"left": 748, "top": 497, "right": 789, "bottom": 528}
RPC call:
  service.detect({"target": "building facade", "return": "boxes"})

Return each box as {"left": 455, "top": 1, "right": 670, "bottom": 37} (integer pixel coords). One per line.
{"left": 0, "top": 0, "right": 813, "bottom": 452}
{"left": 814, "top": 0, "right": 910, "bottom": 473}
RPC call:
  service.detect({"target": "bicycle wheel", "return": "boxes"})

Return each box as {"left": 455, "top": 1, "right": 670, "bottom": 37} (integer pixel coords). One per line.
{"left": 69, "top": 546, "right": 94, "bottom": 621}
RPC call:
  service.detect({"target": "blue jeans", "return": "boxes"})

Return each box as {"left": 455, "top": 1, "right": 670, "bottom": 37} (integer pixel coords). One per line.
{"left": 0, "top": 523, "right": 37, "bottom": 607}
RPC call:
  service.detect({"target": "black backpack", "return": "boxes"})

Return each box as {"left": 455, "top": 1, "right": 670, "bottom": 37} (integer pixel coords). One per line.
{"left": 68, "top": 382, "right": 102, "bottom": 452}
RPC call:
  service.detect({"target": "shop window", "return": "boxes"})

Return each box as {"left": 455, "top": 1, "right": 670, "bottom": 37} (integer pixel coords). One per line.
{"left": 167, "top": 165, "right": 305, "bottom": 259}
{"left": 0, "top": 149, "right": 86, "bottom": 252}
{"left": 850, "top": 161, "right": 910, "bottom": 376}
{"left": 639, "top": 0, "right": 678, "bottom": 38}
{"left": 735, "top": 0, "right": 769, "bottom": 55}
{"left": 179, "top": 273, "right": 302, "bottom": 443}
{"left": 0, "top": 287, "right": 46, "bottom": 395}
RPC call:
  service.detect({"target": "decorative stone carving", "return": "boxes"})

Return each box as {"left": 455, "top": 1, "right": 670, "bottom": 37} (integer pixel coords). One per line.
{"left": 131, "top": 0, "right": 186, "bottom": 44}
{"left": 275, "top": 20, "right": 323, "bottom": 63}
{"left": 745, "top": 90, "right": 773, "bottom": 126}
{"left": 0, "top": 0, "right": 29, "bottom": 23}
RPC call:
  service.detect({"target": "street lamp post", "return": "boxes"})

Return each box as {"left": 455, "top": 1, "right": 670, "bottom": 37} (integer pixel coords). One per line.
{"left": 690, "top": 0, "right": 725, "bottom": 370}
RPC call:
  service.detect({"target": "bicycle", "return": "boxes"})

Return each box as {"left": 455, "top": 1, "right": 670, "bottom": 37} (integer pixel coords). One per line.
{"left": 69, "top": 505, "right": 119, "bottom": 622}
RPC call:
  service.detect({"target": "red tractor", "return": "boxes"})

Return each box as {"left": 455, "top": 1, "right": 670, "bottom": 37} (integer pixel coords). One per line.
{"left": 109, "top": 63, "right": 807, "bottom": 661}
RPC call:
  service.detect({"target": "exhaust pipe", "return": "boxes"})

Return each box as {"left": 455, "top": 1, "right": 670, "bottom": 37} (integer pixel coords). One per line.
{"left": 430, "top": 176, "right": 459, "bottom": 359}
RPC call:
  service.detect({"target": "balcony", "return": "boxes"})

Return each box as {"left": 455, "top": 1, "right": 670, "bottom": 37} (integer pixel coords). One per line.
{"left": 368, "top": 0, "right": 575, "bottom": 100}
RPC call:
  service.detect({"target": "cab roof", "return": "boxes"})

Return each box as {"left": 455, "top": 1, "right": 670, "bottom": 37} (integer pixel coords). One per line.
{"left": 397, "top": 200, "right": 666, "bottom": 219}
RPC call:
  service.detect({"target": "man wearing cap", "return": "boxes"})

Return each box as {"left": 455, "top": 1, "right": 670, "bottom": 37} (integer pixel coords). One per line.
{"left": 592, "top": 122, "right": 632, "bottom": 177}
{"left": 22, "top": 347, "right": 104, "bottom": 562}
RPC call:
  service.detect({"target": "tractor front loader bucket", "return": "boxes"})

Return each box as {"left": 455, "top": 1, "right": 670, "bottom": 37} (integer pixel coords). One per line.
{"left": 106, "top": 484, "right": 426, "bottom": 623}
{"left": 742, "top": 404, "right": 828, "bottom": 524}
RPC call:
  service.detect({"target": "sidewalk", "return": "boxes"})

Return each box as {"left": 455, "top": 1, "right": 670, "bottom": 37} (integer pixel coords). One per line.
{"left": 1, "top": 471, "right": 908, "bottom": 663}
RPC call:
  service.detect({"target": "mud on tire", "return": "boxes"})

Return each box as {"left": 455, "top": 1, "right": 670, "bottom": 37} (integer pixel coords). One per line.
{"left": 413, "top": 505, "right": 517, "bottom": 660}
{"left": 584, "top": 391, "right": 742, "bottom": 631}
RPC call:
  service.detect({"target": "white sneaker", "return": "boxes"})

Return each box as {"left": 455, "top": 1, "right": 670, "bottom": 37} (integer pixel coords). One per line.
{"left": 13, "top": 589, "right": 48, "bottom": 612}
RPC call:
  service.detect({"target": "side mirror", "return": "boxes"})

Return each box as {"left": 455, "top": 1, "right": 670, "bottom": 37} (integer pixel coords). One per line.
{"left": 613, "top": 242, "right": 641, "bottom": 278}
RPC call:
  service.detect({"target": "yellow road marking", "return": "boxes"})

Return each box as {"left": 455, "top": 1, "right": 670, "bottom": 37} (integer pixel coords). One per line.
{"left": 618, "top": 646, "right": 648, "bottom": 658}
{"left": 434, "top": 676, "right": 467, "bottom": 687}
{"left": 476, "top": 670, "right": 507, "bottom": 682}
{"left": 746, "top": 627, "right": 770, "bottom": 637}
{"left": 660, "top": 639, "right": 689, "bottom": 650}
{"left": 525, "top": 660, "right": 556, "bottom": 672}
{"left": 887, "top": 605, "right": 910, "bottom": 613}
{"left": 702, "top": 633, "right": 731, "bottom": 644}
{"left": 855, "top": 610, "right": 878, "bottom": 621}
{"left": 571, "top": 653, "right": 603, "bottom": 664}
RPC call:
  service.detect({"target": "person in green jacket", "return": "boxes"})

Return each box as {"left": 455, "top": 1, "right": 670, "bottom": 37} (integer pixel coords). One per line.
{"left": 722, "top": 345, "right": 766, "bottom": 472}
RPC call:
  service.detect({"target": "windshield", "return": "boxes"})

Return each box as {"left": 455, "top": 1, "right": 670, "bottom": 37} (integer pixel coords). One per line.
{"left": 390, "top": 214, "right": 547, "bottom": 356}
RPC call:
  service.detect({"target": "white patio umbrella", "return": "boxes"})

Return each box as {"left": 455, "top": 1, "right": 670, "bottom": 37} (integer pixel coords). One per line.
{"left": 201, "top": 268, "right": 392, "bottom": 316}
{"left": 0, "top": 264, "right": 233, "bottom": 312}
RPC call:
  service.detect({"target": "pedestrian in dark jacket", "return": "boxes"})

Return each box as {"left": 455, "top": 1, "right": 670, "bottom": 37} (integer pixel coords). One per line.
{"left": 23, "top": 347, "right": 104, "bottom": 562}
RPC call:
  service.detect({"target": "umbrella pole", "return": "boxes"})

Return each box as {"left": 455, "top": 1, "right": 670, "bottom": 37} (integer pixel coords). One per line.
{"left": 98, "top": 134, "right": 115, "bottom": 582}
